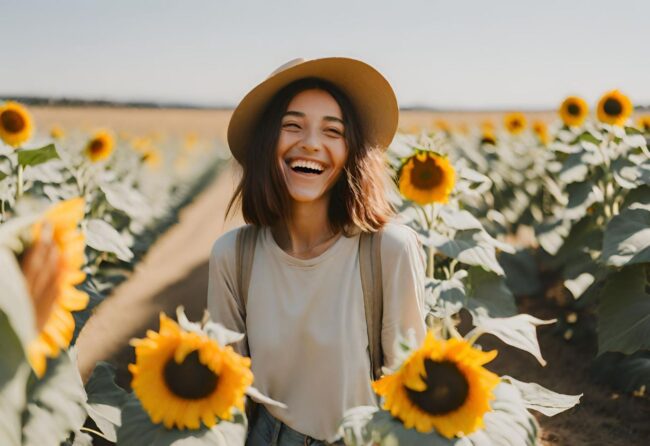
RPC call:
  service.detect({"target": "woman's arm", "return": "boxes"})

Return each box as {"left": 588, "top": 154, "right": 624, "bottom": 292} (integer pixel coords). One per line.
{"left": 380, "top": 223, "right": 427, "bottom": 369}
{"left": 206, "top": 227, "right": 249, "bottom": 356}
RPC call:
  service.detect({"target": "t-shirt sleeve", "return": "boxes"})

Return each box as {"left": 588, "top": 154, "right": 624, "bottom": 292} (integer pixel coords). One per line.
{"left": 206, "top": 227, "right": 249, "bottom": 356}
{"left": 380, "top": 223, "right": 427, "bottom": 370}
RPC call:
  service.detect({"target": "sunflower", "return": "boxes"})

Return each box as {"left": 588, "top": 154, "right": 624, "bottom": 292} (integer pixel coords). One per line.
{"left": 129, "top": 313, "right": 254, "bottom": 430}
{"left": 372, "top": 332, "right": 500, "bottom": 438}
{"left": 0, "top": 101, "right": 34, "bottom": 148}
{"left": 433, "top": 119, "right": 451, "bottom": 134}
{"left": 636, "top": 115, "right": 650, "bottom": 133}
{"left": 50, "top": 125, "right": 65, "bottom": 140}
{"left": 480, "top": 120, "right": 494, "bottom": 132}
{"left": 503, "top": 112, "right": 527, "bottom": 135}
{"left": 597, "top": 90, "right": 633, "bottom": 126}
{"left": 25, "top": 198, "right": 88, "bottom": 377}
{"left": 142, "top": 147, "right": 162, "bottom": 169}
{"left": 479, "top": 130, "right": 497, "bottom": 146}
{"left": 532, "top": 121, "right": 550, "bottom": 146}
{"left": 84, "top": 130, "right": 114, "bottom": 162}
{"left": 559, "top": 96, "right": 588, "bottom": 127}
{"left": 398, "top": 151, "right": 456, "bottom": 205}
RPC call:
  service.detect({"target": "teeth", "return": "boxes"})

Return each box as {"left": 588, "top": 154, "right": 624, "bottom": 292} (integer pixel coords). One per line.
{"left": 289, "top": 159, "right": 325, "bottom": 172}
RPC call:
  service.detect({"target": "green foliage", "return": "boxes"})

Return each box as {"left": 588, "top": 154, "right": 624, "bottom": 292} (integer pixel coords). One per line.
{"left": 17, "top": 144, "right": 59, "bottom": 168}
{"left": 597, "top": 264, "right": 650, "bottom": 355}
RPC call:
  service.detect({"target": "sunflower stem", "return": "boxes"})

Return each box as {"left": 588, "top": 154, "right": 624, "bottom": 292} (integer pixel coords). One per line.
{"left": 16, "top": 164, "right": 24, "bottom": 199}
{"left": 444, "top": 316, "right": 463, "bottom": 340}
{"left": 466, "top": 328, "right": 484, "bottom": 346}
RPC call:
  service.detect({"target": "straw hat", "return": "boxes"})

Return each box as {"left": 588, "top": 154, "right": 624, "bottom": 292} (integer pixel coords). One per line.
{"left": 227, "top": 57, "right": 398, "bottom": 164}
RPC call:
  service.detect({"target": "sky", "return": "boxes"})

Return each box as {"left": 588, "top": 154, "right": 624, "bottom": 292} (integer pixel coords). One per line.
{"left": 1, "top": 0, "right": 649, "bottom": 109}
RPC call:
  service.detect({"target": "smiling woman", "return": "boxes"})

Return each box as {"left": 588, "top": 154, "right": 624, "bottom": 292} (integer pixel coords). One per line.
{"left": 207, "top": 57, "right": 427, "bottom": 445}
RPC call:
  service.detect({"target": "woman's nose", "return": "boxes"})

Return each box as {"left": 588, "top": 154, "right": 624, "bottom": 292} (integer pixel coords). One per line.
{"left": 301, "top": 129, "right": 322, "bottom": 151}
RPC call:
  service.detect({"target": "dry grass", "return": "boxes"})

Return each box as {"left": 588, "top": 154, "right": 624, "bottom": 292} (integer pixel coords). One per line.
{"left": 29, "top": 106, "right": 556, "bottom": 144}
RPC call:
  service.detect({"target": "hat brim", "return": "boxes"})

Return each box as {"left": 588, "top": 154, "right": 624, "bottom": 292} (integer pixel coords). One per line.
{"left": 227, "top": 57, "right": 398, "bottom": 164}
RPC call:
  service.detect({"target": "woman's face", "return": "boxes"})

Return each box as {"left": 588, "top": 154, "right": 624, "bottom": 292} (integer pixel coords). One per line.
{"left": 276, "top": 88, "right": 349, "bottom": 204}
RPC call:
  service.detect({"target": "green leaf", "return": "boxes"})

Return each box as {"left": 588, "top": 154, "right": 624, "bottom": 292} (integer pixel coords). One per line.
{"left": 21, "top": 350, "right": 88, "bottom": 446}
{"left": 100, "top": 182, "right": 150, "bottom": 220}
{"left": 471, "top": 313, "right": 555, "bottom": 366}
{"left": 558, "top": 152, "right": 589, "bottom": 184}
{"left": 361, "top": 381, "right": 538, "bottom": 445}
{"left": 501, "top": 376, "right": 581, "bottom": 416}
{"left": 0, "top": 171, "right": 6, "bottom": 181}
{"left": 117, "top": 393, "right": 247, "bottom": 445}
{"left": 535, "top": 217, "right": 572, "bottom": 256}
{"left": 426, "top": 272, "right": 467, "bottom": 317}
{"left": 591, "top": 351, "right": 650, "bottom": 395}
{"left": 499, "top": 250, "right": 542, "bottom": 297}
{"left": 17, "top": 144, "right": 59, "bottom": 168}
{"left": 564, "top": 181, "right": 603, "bottom": 221}
{"left": 0, "top": 248, "right": 37, "bottom": 353}
{"left": 84, "top": 362, "right": 129, "bottom": 442}
{"left": 0, "top": 312, "right": 31, "bottom": 446}
{"left": 85, "top": 219, "right": 134, "bottom": 262}
{"left": 602, "top": 207, "right": 650, "bottom": 267}
{"left": 427, "top": 230, "right": 504, "bottom": 276}
{"left": 611, "top": 157, "right": 650, "bottom": 189}
{"left": 466, "top": 267, "right": 517, "bottom": 317}
{"left": 439, "top": 208, "right": 483, "bottom": 231}
{"left": 597, "top": 264, "right": 650, "bottom": 355}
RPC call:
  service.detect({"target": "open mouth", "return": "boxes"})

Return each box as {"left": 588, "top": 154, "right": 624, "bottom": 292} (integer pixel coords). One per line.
{"left": 286, "top": 159, "right": 326, "bottom": 176}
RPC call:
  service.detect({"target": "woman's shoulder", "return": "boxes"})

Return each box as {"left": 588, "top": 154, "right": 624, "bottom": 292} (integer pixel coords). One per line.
{"left": 210, "top": 225, "right": 247, "bottom": 263}
{"left": 379, "top": 221, "right": 421, "bottom": 256}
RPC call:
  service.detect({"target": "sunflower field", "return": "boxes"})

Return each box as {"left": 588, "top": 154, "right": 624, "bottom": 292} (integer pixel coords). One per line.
{"left": 1, "top": 88, "right": 649, "bottom": 446}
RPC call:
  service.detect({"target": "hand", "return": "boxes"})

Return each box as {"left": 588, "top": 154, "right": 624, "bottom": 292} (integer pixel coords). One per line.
{"left": 20, "top": 223, "right": 62, "bottom": 332}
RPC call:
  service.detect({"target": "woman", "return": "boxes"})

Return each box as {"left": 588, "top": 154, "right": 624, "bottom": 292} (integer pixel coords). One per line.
{"left": 207, "top": 57, "right": 426, "bottom": 445}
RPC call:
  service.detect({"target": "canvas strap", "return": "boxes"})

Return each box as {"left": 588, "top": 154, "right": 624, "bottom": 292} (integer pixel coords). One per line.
{"left": 358, "top": 230, "right": 384, "bottom": 381}
{"left": 235, "top": 225, "right": 384, "bottom": 381}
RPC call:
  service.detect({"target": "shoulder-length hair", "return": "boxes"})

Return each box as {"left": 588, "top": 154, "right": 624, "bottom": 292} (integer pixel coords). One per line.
{"left": 226, "top": 77, "right": 395, "bottom": 236}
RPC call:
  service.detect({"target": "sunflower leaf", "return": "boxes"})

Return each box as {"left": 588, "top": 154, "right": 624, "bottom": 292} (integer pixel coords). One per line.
{"left": 563, "top": 181, "right": 604, "bottom": 221}
{"left": 84, "top": 362, "right": 129, "bottom": 442}
{"left": 357, "top": 381, "right": 538, "bottom": 446}
{"left": 602, "top": 206, "right": 650, "bottom": 267}
{"left": 85, "top": 218, "right": 134, "bottom": 262}
{"left": 0, "top": 247, "right": 37, "bottom": 352}
{"left": 426, "top": 230, "right": 505, "bottom": 276}
{"left": 0, "top": 312, "right": 32, "bottom": 446}
{"left": 17, "top": 144, "right": 59, "bottom": 168}
{"left": 470, "top": 313, "right": 555, "bottom": 366}
{"left": 597, "top": 264, "right": 650, "bottom": 355}
{"left": 466, "top": 267, "right": 517, "bottom": 317}
{"left": 501, "top": 376, "right": 582, "bottom": 416}
{"left": 203, "top": 321, "right": 245, "bottom": 346}
{"left": 21, "top": 350, "right": 88, "bottom": 446}
{"left": 117, "top": 393, "right": 248, "bottom": 445}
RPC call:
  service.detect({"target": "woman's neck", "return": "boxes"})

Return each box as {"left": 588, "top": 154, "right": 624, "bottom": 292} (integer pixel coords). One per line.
{"left": 271, "top": 197, "right": 341, "bottom": 259}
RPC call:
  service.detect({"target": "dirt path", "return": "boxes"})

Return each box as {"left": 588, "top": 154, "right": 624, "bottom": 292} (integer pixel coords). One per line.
{"left": 74, "top": 157, "right": 650, "bottom": 445}
{"left": 75, "top": 160, "right": 244, "bottom": 384}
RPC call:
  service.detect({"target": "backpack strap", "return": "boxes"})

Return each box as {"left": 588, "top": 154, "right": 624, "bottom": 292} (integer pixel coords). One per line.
{"left": 235, "top": 225, "right": 259, "bottom": 340}
{"left": 359, "top": 230, "right": 384, "bottom": 381}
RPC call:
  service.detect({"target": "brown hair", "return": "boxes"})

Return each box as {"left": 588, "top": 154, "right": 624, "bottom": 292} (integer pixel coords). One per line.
{"left": 225, "top": 77, "right": 394, "bottom": 235}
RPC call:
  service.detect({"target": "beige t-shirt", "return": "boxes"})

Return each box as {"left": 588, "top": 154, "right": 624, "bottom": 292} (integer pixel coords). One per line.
{"left": 206, "top": 222, "right": 426, "bottom": 442}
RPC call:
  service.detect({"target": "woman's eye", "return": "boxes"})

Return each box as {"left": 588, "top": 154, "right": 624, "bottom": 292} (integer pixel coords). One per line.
{"left": 326, "top": 128, "right": 343, "bottom": 135}
{"left": 282, "top": 122, "right": 301, "bottom": 129}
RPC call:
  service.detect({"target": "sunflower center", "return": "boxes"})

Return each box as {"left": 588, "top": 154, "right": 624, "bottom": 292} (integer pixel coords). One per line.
{"left": 480, "top": 136, "right": 496, "bottom": 145}
{"left": 411, "top": 156, "right": 444, "bottom": 190}
{"left": 404, "top": 359, "right": 469, "bottom": 415}
{"left": 567, "top": 103, "right": 581, "bottom": 116}
{"left": 163, "top": 350, "right": 219, "bottom": 399}
{"left": 511, "top": 119, "right": 522, "bottom": 129}
{"left": 603, "top": 98, "right": 623, "bottom": 117}
{"left": 89, "top": 139, "right": 106, "bottom": 154}
{"left": 1, "top": 110, "right": 26, "bottom": 133}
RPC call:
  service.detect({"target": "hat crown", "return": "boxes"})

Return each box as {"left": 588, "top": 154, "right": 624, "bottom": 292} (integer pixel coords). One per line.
{"left": 268, "top": 58, "right": 306, "bottom": 78}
